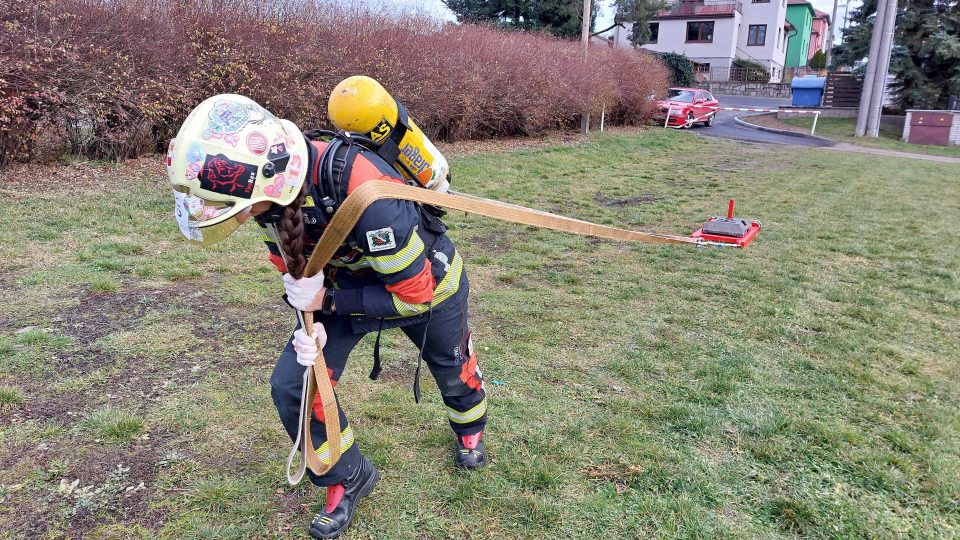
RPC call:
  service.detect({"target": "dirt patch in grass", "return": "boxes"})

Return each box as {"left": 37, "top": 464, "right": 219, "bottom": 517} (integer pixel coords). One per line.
{"left": 593, "top": 192, "right": 663, "bottom": 207}
{"left": 4, "top": 278, "right": 288, "bottom": 435}
{"left": 465, "top": 229, "right": 527, "bottom": 256}
{"left": 3, "top": 441, "right": 162, "bottom": 539}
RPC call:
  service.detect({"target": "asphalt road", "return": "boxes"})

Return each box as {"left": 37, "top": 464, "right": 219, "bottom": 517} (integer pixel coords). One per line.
{"left": 691, "top": 94, "right": 835, "bottom": 147}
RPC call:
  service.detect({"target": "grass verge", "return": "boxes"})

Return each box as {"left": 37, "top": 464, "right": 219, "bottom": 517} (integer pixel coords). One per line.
{"left": 781, "top": 116, "right": 960, "bottom": 158}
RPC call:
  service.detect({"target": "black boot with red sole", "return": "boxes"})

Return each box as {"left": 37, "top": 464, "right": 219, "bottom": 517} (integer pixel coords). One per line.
{"left": 454, "top": 432, "right": 487, "bottom": 470}
{"left": 308, "top": 456, "right": 380, "bottom": 539}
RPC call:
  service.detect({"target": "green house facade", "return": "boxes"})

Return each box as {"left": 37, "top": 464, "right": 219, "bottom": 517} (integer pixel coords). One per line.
{"left": 785, "top": 0, "right": 815, "bottom": 68}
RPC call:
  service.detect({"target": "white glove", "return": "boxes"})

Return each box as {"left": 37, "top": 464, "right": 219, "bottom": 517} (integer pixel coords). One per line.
{"left": 292, "top": 327, "right": 327, "bottom": 367}
{"left": 283, "top": 272, "right": 325, "bottom": 312}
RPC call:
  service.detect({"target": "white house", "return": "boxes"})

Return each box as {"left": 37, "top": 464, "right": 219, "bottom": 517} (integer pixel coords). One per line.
{"left": 616, "top": 0, "right": 791, "bottom": 82}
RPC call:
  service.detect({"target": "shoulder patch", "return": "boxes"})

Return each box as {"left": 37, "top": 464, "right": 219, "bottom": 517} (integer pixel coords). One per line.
{"left": 366, "top": 227, "right": 397, "bottom": 252}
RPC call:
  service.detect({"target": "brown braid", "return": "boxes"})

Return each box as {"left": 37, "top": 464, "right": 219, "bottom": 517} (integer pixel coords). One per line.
{"left": 277, "top": 183, "right": 308, "bottom": 279}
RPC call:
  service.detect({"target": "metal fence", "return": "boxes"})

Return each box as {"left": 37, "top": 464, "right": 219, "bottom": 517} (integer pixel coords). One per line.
{"left": 660, "top": 0, "right": 742, "bottom": 16}
{"left": 702, "top": 66, "right": 771, "bottom": 83}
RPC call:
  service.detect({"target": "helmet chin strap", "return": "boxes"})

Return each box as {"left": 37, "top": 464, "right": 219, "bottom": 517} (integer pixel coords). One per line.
{"left": 253, "top": 203, "right": 285, "bottom": 224}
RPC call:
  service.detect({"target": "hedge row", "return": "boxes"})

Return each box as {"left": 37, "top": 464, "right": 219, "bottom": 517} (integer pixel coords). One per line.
{"left": 0, "top": 0, "right": 669, "bottom": 165}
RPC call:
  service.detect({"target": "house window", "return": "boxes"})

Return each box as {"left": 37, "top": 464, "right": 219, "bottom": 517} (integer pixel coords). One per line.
{"left": 778, "top": 28, "right": 782, "bottom": 48}
{"left": 649, "top": 22, "right": 659, "bottom": 43}
{"left": 686, "top": 21, "right": 715, "bottom": 43}
{"left": 747, "top": 24, "right": 767, "bottom": 46}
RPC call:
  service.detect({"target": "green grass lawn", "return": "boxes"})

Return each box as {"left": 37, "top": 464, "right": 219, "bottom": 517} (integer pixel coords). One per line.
{"left": 783, "top": 116, "right": 960, "bottom": 158}
{"left": 1, "top": 130, "right": 958, "bottom": 539}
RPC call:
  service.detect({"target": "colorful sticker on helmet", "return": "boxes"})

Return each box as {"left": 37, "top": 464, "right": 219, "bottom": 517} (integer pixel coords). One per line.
{"left": 203, "top": 100, "right": 249, "bottom": 145}
{"left": 263, "top": 173, "right": 286, "bottom": 198}
{"left": 288, "top": 154, "right": 303, "bottom": 181}
{"left": 368, "top": 118, "right": 392, "bottom": 144}
{"left": 246, "top": 131, "right": 268, "bottom": 155}
{"left": 202, "top": 99, "right": 277, "bottom": 146}
{"left": 199, "top": 154, "right": 257, "bottom": 198}
{"left": 365, "top": 227, "right": 396, "bottom": 252}
{"left": 267, "top": 142, "right": 290, "bottom": 173}
{"left": 173, "top": 191, "right": 203, "bottom": 242}
{"left": 185, "top": 143, "right": 205, "bottom": 180}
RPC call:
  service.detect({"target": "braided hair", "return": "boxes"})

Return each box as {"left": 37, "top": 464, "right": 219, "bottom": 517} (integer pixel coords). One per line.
{"left": 277, "top": 182, "right": 308, "bottom": 279}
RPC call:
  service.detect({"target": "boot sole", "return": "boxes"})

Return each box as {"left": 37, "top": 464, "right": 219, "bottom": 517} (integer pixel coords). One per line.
{"left": 309, "top": 467, "right": 380, "bottom": 539}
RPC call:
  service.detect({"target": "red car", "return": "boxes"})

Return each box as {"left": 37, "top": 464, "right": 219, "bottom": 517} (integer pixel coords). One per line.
{"left": 655, "top": 87, "right": 719, "bottom": 128}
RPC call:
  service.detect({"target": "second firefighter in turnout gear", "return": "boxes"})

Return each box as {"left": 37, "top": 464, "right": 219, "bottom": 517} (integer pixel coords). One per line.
{"left": 166, "top": 88, "right": 488, "bottom": 539}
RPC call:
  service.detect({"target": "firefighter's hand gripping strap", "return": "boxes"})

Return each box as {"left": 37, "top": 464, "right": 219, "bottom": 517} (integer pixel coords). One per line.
{"left": 288, "top": 180, "right": 724, "bottom": 484}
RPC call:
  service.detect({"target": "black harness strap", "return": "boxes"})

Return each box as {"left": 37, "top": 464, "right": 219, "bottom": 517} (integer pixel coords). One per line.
{"left": 369, "top": 318, "right": 385, "bottom": 380}
{"left": 375, "top": 99, "right": 411, "bottom": 165}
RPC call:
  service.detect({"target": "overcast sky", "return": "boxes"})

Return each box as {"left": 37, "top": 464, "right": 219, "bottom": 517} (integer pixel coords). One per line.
{"left": 349, "top": 0, "right": 860, "bottom": 42}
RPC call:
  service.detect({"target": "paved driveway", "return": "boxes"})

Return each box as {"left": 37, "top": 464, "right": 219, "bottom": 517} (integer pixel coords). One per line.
{"left": 691, "top": 94, "right": 834, "bottom": 148}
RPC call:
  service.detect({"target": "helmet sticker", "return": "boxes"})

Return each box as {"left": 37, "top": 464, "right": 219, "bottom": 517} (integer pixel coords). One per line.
{"left": 246, "top": 131, "right": 268, "bottom": 155}
{"left": 202, "top": 99, "right": 276, "bottom": 146}
{"left": 199, "top": 153, "right": 257, "bottom": 198}
{"left": 185, "top": 143, "right": 205, "bottom": 180}
{"left": 267, "top": 142, "right": 290, "bottom": 173}
{"left": 263, "top": 173, "right": 287, "bottom": 198}
{"left": 288, "top": 154, "right": 303, "bottom": 181}
{"left": 173, "top": 191, "right": 203, "bottom": 242}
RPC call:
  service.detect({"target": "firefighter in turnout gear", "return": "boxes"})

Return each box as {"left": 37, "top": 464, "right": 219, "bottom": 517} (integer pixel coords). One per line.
{"left": 166, "top": 92, "right": 488, "bottom": 539}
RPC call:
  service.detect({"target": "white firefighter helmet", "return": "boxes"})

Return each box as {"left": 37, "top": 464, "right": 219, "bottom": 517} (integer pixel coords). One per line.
{"left": 165, "top": 94, "right": 309, "bottom": 245}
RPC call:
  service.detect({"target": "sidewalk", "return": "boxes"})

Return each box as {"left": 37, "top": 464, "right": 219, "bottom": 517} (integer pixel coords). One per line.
{"left": 825, "top": 143, "right": 960, "bottom": 164}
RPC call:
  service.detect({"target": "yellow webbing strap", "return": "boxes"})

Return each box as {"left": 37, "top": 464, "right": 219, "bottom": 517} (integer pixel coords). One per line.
{"left": 290, "top": 181, "right": 711, "bottom": 483}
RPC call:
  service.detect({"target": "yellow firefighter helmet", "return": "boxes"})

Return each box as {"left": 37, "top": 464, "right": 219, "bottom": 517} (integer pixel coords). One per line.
{"left": 165, "top": 94, "right": 309, "bottom": 245}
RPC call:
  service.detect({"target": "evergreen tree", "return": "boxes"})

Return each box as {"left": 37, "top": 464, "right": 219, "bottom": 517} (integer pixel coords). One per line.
{"left": 442, "top": 0, "right": 599, "bottom": 38}
{"left": 809, "top": 50, "right": 827, "bottom": 70}
{"left": 611, "top": 0, "right": 667, "bottom": 45}
{"left": 833, "top": 0, "right": 960, "bottom": 109}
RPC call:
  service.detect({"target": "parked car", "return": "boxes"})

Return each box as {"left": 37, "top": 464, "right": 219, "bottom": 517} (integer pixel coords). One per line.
{"left": 654, "top": 88, "right": 719, "bottom": 128}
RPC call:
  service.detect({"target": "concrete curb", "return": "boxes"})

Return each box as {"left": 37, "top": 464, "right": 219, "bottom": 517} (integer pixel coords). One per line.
{"left": 733, "top": 115, "right": 835, "bottom": 144}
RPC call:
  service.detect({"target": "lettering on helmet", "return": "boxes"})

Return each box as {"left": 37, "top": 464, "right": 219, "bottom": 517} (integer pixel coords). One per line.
{"left": 199, "top": 154, "right": 257, "bottom": 198}
{"left": 368, "top": 118, "right": 392, "bottom": 144}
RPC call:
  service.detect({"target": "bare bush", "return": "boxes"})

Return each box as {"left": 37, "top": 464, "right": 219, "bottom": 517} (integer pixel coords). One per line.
{"left": 0, "top": 0, "right": 668, "bottom": 165}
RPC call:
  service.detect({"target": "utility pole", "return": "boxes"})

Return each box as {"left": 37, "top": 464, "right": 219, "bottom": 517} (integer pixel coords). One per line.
{"left": 854, "top": 0, "right": 887, "bottom": 137}
{"left": 866, "top": 0, "right": 897, "bottom": 137}
{"left": 580, "top": 0, "right": 591, "bottom": 135}
{"left": 826, "top": 0, "right": 840, "bottom": 67}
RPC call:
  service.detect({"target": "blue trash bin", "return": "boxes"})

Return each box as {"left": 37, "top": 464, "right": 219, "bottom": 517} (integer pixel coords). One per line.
{"left": 791, "top": 76, "right": 826, "bottom": 107}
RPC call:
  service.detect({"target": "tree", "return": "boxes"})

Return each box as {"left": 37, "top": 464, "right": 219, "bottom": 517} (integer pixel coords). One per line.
{"left": 442, "top": 0, "right": 599, "bottom": 38}
{"left": 657, "top": 52, "right": 695, "bottom": 86}
{"left": 808, "top": 50, "right": 827, "bottom": 70}
{"left": 832, "top": 0, "right": 960, "bottom": 110}
{"left": 611, "top": 0, "right": 668, "bottom": 45}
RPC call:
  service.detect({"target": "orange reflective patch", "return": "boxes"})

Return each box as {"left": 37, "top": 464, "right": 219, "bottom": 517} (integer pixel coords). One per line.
{"left": 459, "top": 352, "right": 483, "bottom": 392}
